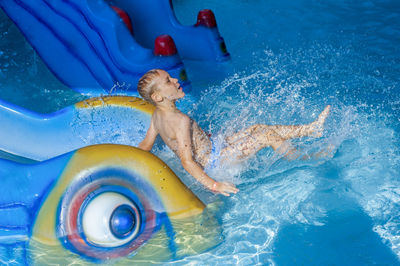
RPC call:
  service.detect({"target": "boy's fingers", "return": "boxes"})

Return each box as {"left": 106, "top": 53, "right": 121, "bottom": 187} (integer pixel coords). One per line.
{"left": 222, "top": 185, "right": 239, "bottom": 194}
{"left": 230, "top": 184, "right": 239, "bottom": 192}
{"left": 212, "top": 182, "right": 239, "bottom": 196}
{"left": 226, "top": 186, "right": 238, "bottom": 193}
{"left": 220, "top": 191, "right": 230, "bottom": 196}
{"left": 218, "top": 186, "right": 231, "bottom": 196}
{"left": 223, "top": 182, "right": 239, "bottom": 193}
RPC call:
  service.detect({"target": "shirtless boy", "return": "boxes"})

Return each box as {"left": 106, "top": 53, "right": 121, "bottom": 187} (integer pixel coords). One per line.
{"left": 138, "top": 69, "right": 330, "bottom": 196}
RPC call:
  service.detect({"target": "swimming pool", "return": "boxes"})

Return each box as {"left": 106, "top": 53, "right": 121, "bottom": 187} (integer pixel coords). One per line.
{"left": 1, "top": 0, "right": 400, "bottom": 264}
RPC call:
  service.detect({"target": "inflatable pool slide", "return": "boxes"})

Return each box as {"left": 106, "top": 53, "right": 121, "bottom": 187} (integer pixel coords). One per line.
{"left": 0, "top": 0, "right": 230, "bottom": 262}
{"left": 0, "top": 0, "right": 229, "bottom": 95}
{"left": 0, "top": 96, "right": 222, "bottom": 264}
{"left": 0, "top": 96, "right": 154, "bottom": 161}
{"left": 0, "top": 144, "right": 221, "bottom": 264}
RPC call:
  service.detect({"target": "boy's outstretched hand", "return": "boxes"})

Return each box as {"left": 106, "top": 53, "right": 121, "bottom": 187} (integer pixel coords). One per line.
{"left": 211, "top": 181, "right": 239, "bottom": 196}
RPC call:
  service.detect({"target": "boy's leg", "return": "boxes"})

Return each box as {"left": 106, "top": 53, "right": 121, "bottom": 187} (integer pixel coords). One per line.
{"left": 221, "top": 126, "right": 289, "bottom": 160}
{"left": 271, "top": 105, "right": 330, "bottom": 139}
{"left": 221, "top": 105, "right": 330, "bottom": 161}
{"left": 225, "top": 124, "right": 313, "bottom": 145}
{"left": 226, "top": 105, "right": 330, "bottom": 144}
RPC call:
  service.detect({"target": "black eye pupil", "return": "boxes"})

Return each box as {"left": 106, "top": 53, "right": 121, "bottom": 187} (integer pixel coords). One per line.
{"left": 110, "top": 205, "right": 137, "bottom": 239}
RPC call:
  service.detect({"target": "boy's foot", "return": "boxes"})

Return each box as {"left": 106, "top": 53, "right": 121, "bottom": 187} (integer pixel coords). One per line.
{"left": 310, "top": 105, "right": 331, "bottom": 137}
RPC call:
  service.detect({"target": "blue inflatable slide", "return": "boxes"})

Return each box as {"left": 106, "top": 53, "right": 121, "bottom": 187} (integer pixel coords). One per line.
{"left": 0, "top": 96, "right": 222, "bottom": 264}
{"left": 0, "top": 0, "right": 230, "bottom": 263}
{"left": 0, "top": 0, "right": 230, "bottom": 95}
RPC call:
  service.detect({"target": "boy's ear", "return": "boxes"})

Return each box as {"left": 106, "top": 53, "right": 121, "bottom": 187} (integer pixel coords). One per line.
{"left": 151, "top": 92, "right": 163, "bottom": 103}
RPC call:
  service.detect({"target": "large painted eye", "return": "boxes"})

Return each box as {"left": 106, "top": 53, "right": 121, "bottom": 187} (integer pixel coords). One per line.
{"left": 82, "top": 192, "right": 141, "bottom": 247}
{"left": 57, "top": 168, "right": 162, "bottom": 260}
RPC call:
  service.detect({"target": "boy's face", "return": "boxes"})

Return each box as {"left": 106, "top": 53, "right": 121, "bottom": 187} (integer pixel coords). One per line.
{"left": 153, "top": 70, "right": 185, "bottom": 101}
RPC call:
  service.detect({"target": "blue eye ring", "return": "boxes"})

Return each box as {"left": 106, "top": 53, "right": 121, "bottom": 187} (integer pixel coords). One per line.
{"left": 57, "top": 168, "right": 164, "bottom": 260}
{"left": 110, "top": 204, "right": 139, "bottom": 239}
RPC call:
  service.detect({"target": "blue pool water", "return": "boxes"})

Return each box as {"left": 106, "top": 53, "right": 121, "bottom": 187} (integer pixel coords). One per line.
{"left": 1, "top": 0, "right": 400, "bottom": 265}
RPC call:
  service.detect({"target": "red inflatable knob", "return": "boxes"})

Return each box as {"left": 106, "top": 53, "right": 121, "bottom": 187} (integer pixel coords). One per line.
{"left": 154, "top": 35, "right": 177, "bottom": 56}
{"left": 112, "top": 6, "right": 133, "bottom": 34}
{"left": 195, "top": 9, "right": 217, "bottom": 28}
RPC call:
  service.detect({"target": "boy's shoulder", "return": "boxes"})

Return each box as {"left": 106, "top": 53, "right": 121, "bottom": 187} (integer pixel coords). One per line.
{"left": 169, "top": 111, "right": 193, "bottom": 130}
{"left": 175, "top": 111, "right": 191, "bottom": 124}
{"left": 153, "top": 109, "right": 191, "bottom": 124}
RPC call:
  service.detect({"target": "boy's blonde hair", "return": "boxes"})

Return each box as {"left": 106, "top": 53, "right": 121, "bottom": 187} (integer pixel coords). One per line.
{"left": 137, "top": 69, "right": 160, "bottom": 104}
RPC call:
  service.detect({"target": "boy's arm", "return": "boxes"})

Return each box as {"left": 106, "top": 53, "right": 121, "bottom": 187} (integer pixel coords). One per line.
{"left": 176, "top": 116, "right": 238, "bottom": 196}
{"left": 138, "top": 120, "right": 158, "bottom": 151}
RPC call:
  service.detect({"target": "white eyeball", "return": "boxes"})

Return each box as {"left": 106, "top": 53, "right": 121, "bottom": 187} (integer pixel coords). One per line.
{"left": 81, "top": 192, "right": 141, "bottom": 247}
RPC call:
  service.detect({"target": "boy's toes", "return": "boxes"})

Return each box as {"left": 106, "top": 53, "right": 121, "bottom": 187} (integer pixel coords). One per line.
{"left": 311, "top": 105, "right": 331, "bottom": 138}
{"left": 317, "top": 105, "right": 331, "bottom": 123}
{"left": 320, "top": 105, "right": 331, "bottom": 119}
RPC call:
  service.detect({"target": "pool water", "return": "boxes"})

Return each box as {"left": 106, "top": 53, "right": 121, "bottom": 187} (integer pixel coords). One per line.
{"left": 1, "top": 0, "right": 400, "bottom": 265}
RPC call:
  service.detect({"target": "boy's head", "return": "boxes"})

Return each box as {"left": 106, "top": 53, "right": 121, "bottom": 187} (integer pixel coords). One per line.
{"left": 138, "top": 69, "right": 184, "bottom": 105}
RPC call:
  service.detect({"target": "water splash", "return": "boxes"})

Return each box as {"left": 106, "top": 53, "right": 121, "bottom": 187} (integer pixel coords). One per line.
{"left": 159, "top": 39, "right": 400, "bottom": 263}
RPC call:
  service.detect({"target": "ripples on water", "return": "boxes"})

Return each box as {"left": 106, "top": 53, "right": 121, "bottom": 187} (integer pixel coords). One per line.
{"left": 159, "top": 46, "right": 400, "bottom": 264}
